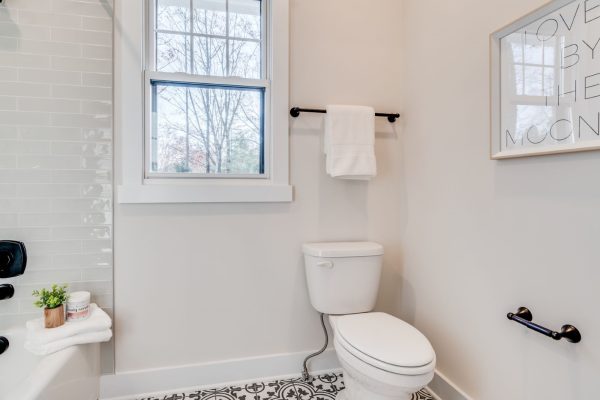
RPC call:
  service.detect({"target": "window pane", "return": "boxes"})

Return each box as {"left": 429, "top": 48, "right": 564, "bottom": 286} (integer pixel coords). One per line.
{"left": 543, "top": 68, "right": 555, "bottom": 96}
{"left": 524, "top": 66, "right": 543, "bottom": 96}
{"left": 151, "top": 82, "right": 264, "bottom": 175}
{"left": 229, "top": 0, "right": 261, "bottom": 40}
{"left": 193, "top": 0, "right": 227, "bottom": 36}
{"left": 543, "top": 39, "right": 556, "bottom": 66}
{"left": 155, "top": 0, "right": 263, "bottom": 78}
{"left": 193, "top": 36, "right": 227, "bottom": 76}
{"left": 229, "top": 39, "right": 260, "bottom": 79}
{"left": 157, "top": 33, "right": 190, "bottom": 73}
{"left": 510, "top": 41, "right": 523, "bottom": 64}
{"left": 513, "top": 65, "right": 524, "bottom": 96}
{"left": 156, "top": 0, "right": 190, "bottom": 32}
{"left": 524, "top": 43, "right": 543, "bottom": 65}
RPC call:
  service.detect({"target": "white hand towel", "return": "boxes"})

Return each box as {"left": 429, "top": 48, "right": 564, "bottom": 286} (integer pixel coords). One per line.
{"left": 24, "top": 329, "right": 112, "bottom": 356}
{"left": 324, "top": 105, "right": 376, "bottom": 180}
{"left": 26, "top": 303, "right": 111, "bottom": 346}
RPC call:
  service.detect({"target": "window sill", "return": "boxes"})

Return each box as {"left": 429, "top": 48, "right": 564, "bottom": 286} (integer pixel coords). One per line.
{"left": 117, "top": 183, "right": 293, "bottom": 204}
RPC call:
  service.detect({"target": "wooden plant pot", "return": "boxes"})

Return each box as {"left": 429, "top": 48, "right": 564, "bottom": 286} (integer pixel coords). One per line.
{"left": 44, "top": 305, "right": 65, "bottom": 329}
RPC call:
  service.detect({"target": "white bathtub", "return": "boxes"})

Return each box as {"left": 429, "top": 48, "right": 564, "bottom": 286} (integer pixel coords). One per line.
{"left": 0, "top": 327, "right": 100, "bottom": 400}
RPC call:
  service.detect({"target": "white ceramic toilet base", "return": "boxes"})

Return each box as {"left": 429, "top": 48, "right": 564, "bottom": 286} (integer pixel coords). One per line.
{"left": 336, "top": 367, "right": 414, "bottom": 400}
{"left": 333, "top": 332, "right": 434, "bottom": 400}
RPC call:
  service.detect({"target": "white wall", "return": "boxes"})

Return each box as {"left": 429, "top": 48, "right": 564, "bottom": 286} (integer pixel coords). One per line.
{"left": 113, "top": 0, "right": 404, "bottom": 373}
{"left": 0, "top": 0, "right": 113, "bottom": 372}
{"left": 397, "top": 1, "right": 600, "bottom": 399}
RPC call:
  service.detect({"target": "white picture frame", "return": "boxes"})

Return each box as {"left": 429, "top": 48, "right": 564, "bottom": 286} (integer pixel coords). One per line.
{"left": 490, "top": 0, "right": 600, "bottom": 159}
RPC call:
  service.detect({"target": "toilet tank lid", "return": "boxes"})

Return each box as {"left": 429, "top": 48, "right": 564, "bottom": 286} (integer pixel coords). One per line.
{"left": 302, "top": 242, "right": 383, "bottom": 257}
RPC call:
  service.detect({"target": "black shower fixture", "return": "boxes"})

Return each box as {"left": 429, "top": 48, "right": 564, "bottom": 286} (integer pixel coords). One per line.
{"left": 0, "top": 241, "right": 27, "bottom": 279}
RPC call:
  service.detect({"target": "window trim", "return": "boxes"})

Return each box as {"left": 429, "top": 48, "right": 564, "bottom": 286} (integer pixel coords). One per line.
{"left": 115, "top": 0, "right": 292, "bottom": 203}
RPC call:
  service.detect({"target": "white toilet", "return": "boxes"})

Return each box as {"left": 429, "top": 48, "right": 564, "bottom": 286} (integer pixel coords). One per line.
{"left": 303, "top": 242, "right": 436, "bottom": 400}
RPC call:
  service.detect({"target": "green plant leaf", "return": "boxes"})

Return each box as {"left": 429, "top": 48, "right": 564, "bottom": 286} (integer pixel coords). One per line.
{"left": 32, "top": 284, "right": 69, "bottom": 309}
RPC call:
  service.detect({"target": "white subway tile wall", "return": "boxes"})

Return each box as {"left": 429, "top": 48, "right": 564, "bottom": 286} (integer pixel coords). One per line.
{"left": 0, "top": 0, "right": 113, "bottom": 371}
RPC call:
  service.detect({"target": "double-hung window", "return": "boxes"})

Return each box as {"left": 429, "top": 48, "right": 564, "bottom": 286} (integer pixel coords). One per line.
{"left": 115, "top": 0, "right": 291, "bottom": 203}
{"left": 147, "top": 0, "right": 268, "bottom": 177}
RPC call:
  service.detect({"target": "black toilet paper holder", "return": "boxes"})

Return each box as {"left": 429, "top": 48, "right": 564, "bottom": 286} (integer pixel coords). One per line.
{"left": 507, "top": 307, "right": 581, "bottom": 344}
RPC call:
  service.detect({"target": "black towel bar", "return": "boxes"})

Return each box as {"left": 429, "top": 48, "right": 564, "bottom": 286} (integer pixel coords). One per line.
{"left": 290, "top": 107, "right": 400, "bottom": 123}
{"left": 507, "top": 307, "right": 581, "bottom": 343}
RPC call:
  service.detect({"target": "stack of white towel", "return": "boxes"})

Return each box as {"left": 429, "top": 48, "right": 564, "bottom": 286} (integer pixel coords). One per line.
{"left": 25, "top": 303, "right": 112, "bottom": 356}
{"left": 324, "top": 105, "right": 377, "bottom": 180}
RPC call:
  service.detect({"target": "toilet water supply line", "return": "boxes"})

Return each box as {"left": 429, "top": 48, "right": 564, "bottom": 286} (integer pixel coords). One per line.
{"left": 302, "top": 313, "right": 329, "bottom": 381}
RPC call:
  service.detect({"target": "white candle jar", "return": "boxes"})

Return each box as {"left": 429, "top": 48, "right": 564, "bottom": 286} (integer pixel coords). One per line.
{"left": 66, "top": 291, "right": 91, "bottom": 322}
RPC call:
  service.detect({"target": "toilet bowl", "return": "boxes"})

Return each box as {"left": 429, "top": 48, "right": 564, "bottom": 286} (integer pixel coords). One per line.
{"left": 330, "top": 313, "right": 435, "bottom": 400}
{"left": 302, "top": 242, "right": 436, "bottom": 400}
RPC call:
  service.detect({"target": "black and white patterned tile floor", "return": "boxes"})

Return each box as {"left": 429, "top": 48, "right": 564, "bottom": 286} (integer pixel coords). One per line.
{"left": 135, "top": 373, "right": 434, "bottom": 400}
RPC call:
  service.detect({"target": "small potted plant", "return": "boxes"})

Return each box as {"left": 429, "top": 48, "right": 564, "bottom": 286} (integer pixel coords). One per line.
{"left": 33, "top": 284, "right": 69, "bottom": 329}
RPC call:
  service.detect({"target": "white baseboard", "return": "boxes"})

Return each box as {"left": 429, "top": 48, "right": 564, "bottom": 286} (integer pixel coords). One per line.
{"left": 427, "top": 370, "right": 473, "bottom": 400}
{"left": 101, "top": 349, "right": 473, "bottom": 400}
{"left": 100, "top": 348, "right": 340, "bottom": 400}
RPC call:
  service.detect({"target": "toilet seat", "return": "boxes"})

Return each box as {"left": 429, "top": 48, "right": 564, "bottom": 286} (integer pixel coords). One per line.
{"left": 331, "top": 312, "right": 436, "bottom": 376}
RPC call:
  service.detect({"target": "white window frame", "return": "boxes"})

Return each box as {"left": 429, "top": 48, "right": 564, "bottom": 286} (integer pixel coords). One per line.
{"left": 115, "top": 0, "right": 292, "bottom": 203}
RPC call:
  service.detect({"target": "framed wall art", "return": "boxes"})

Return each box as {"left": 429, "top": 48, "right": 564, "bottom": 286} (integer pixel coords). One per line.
{"left": 491, "top": 0, "right": 600, "bottom": 159}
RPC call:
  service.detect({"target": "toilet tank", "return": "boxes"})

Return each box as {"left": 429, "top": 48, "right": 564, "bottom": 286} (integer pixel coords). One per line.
{"left": 303, "top": 242, "right": 384, "bottom": 315}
